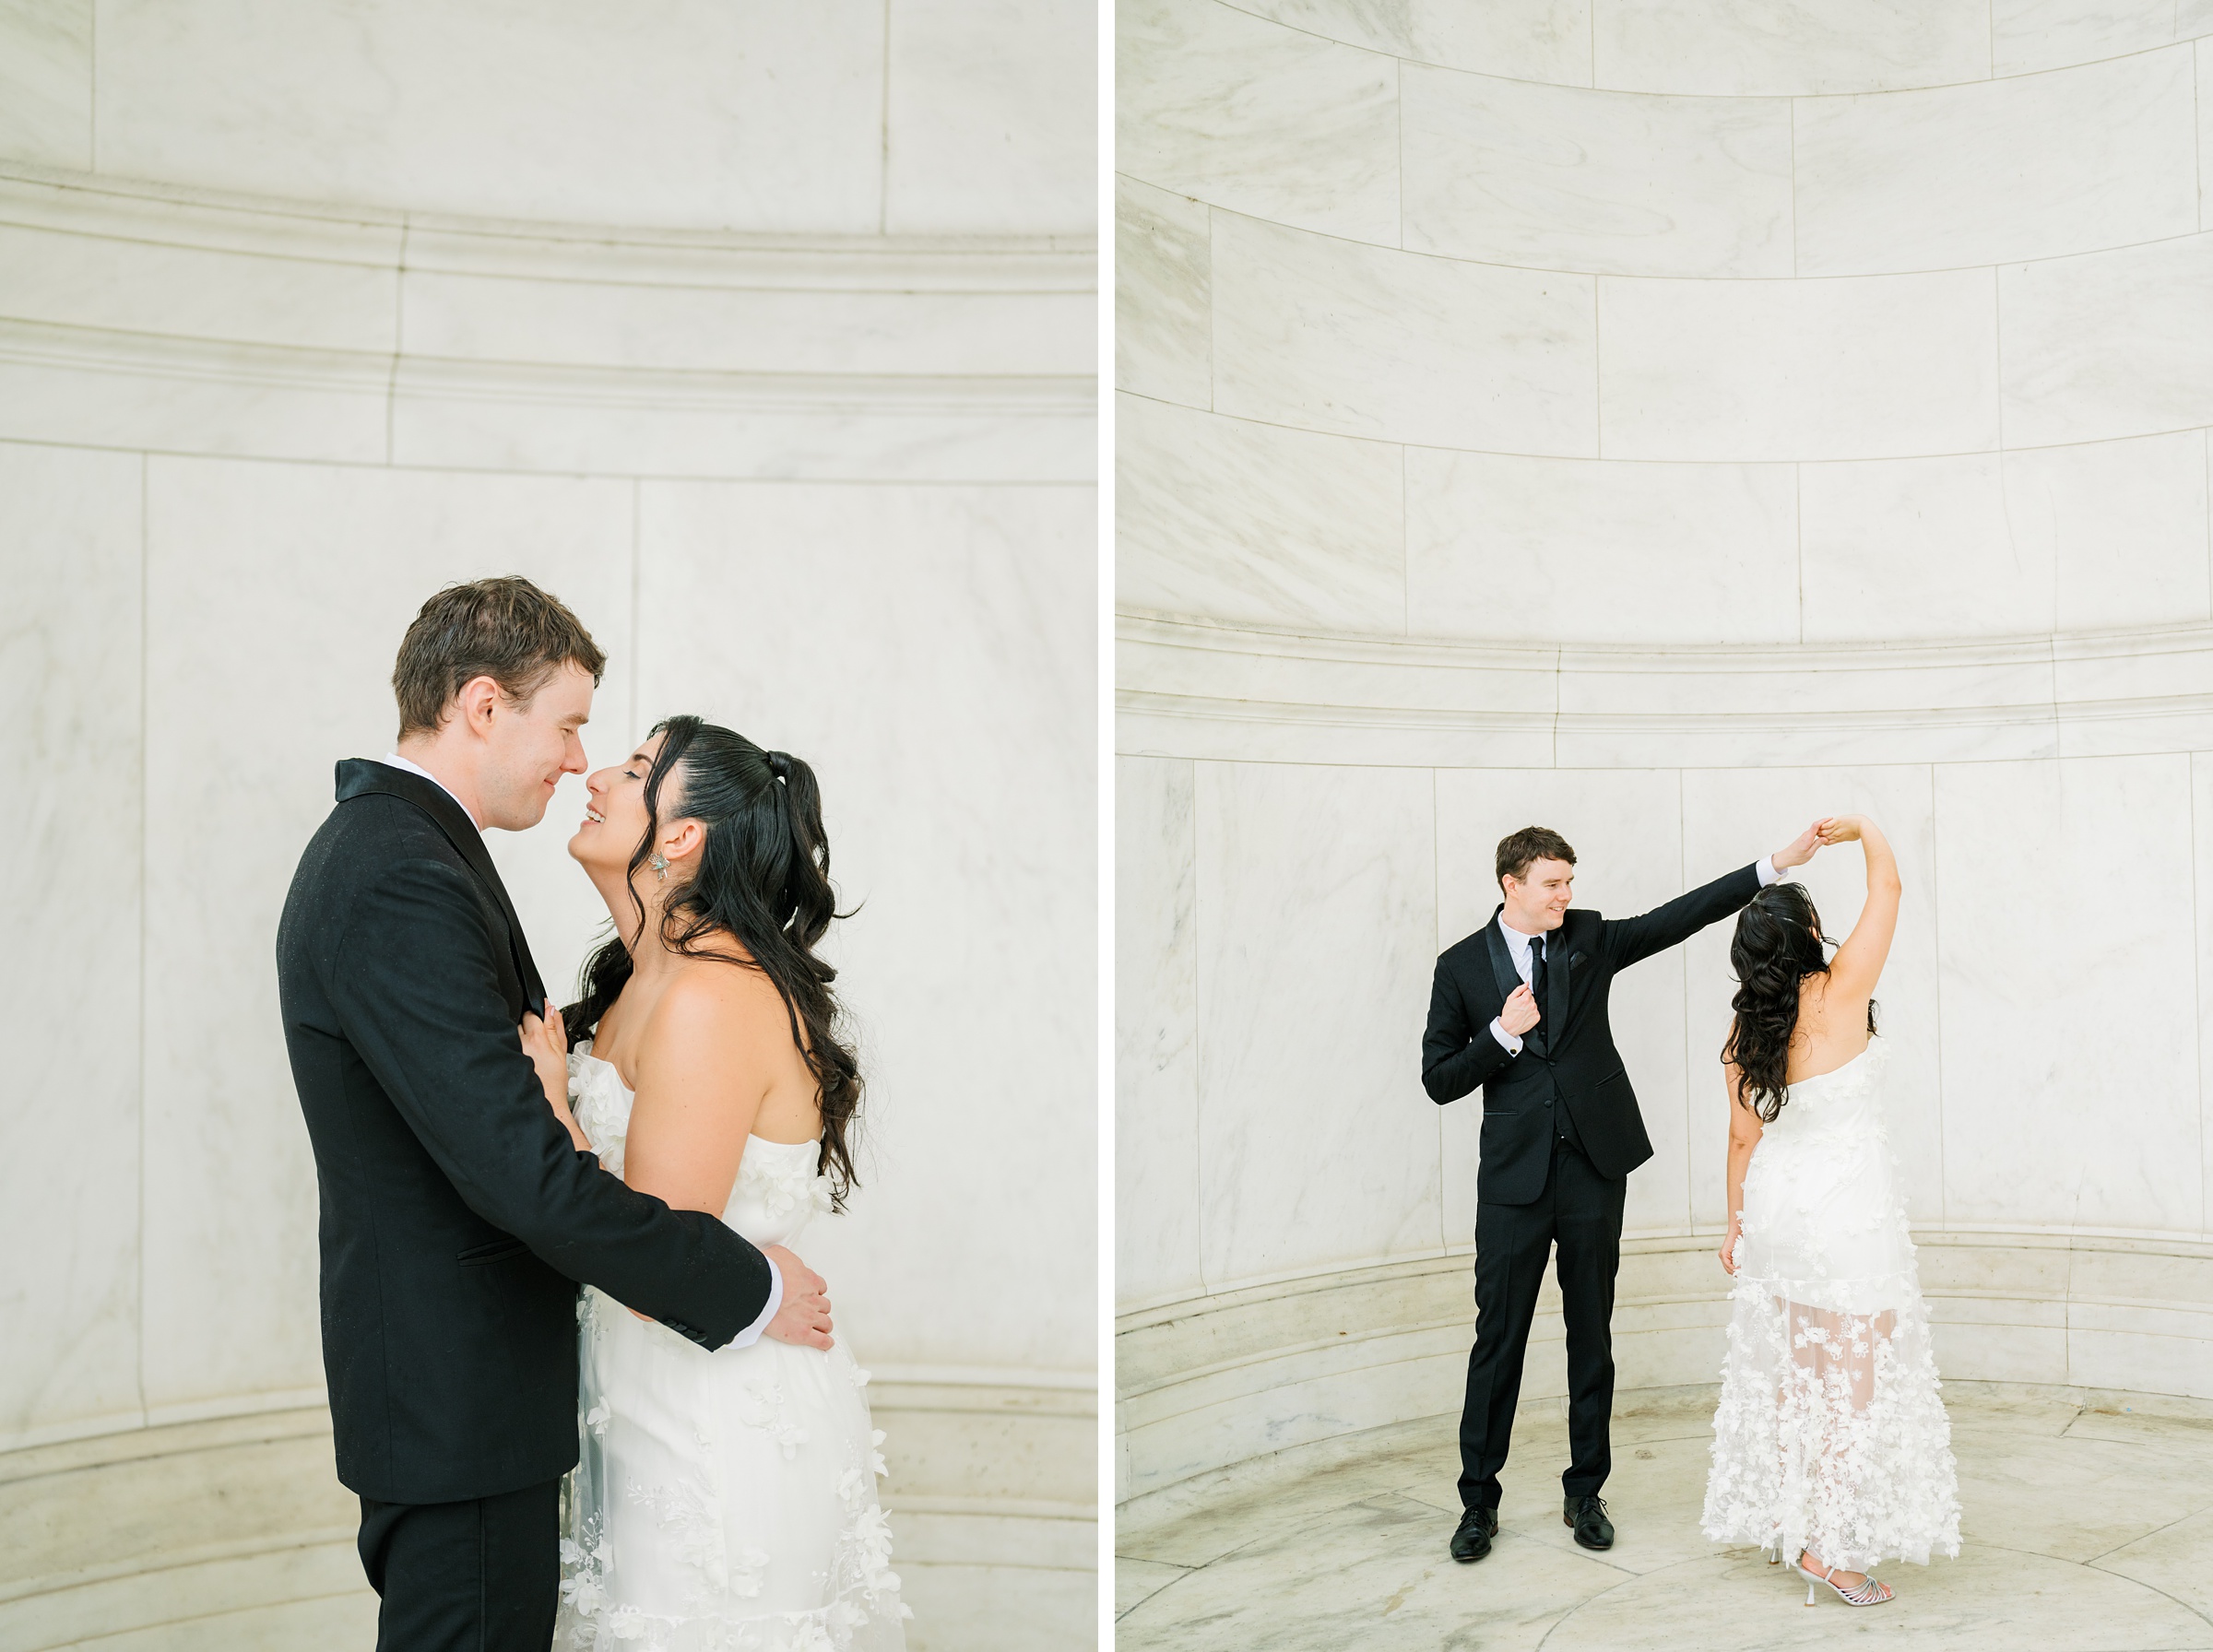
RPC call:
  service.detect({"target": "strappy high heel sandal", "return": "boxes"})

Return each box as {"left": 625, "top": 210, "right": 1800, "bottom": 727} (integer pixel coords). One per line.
{"left": 1798, "top": 1556, "right": 1893, "bottom": 1607}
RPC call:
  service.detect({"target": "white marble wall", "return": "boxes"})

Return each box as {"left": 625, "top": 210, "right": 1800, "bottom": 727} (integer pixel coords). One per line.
{"left": 1117, "top": 0, "right": 2213, "bottom": 1325}
{"left": 2, "top": 442, "right": 1099, "bottom": 1441}
{"left": 0, "top": 36, "right": 1096, "bottom": 1476}
{"left": 1118, "top": 0, "right": 2213, "bottom": 650}
{"left": 1118, "top": 738, "right": 2213, "bottom": 1306}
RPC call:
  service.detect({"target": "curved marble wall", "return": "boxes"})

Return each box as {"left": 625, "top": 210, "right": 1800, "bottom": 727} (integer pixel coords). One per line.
{"left": 1117, "top": 0, "right": 2213, "bottom": 1498}
{"left": 2, "top": 7, "right": 1095, "bottom": 1644}
{"left": 1118, "top": 0, "right": 2213, "bottom": 646}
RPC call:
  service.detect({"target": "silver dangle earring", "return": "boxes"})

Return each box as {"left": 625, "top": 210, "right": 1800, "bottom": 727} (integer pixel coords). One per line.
{"left": 651, "top": 853, "right": 669, "bottom": 883}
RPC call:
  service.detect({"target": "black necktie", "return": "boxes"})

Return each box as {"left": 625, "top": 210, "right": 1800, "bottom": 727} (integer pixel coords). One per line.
{"left": 1529, "top": 937, "right": 1548, "bottom": 1054}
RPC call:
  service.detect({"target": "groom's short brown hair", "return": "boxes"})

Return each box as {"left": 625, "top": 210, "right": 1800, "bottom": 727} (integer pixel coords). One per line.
{"left": 392, "top": 576, "right": 607, "bottom": 738}
{"left": 1497, "top": 826, "right": 1577, "bottom": 891}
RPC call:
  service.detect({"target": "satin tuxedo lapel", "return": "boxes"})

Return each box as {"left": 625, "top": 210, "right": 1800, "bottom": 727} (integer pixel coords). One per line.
{"left": 1484, "top": 914, "right": 1521, "bottom": 1009}
{"left": 333, "top": 759, "right": 548, "bottom": 1013}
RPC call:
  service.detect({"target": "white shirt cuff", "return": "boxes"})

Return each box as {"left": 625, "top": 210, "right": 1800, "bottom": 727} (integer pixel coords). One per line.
{"left": 1756, "top": 854, "right": 1781, "bottom": 887}
{"left": 1489, "top": 1017, "right": 1523, "bottom": 1056}
{"left": 726, "top": 1257, "right": 784, "bottom": 1351}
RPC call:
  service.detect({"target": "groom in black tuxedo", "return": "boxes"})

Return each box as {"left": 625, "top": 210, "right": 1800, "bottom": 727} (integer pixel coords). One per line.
{"left": 278, "top": 578, "right": 831, "bottom": 1651}
{"left": 1422, "top": 822, "right": 1818, "bottom": 1563}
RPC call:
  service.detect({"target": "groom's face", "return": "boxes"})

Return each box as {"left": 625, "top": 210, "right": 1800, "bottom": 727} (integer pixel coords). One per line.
{"left": 478, "top": 661, "right": 594, "bottom": 831}
{"left": 1502, "top": 857, "right": 1573, "bottom": 932}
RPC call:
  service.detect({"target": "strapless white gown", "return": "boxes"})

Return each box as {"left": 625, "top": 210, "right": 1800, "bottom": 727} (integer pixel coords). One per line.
{"left": 1701, "top": 1036, "right": 1960, "bottom": 1573}
{"left": 553, "top": 1044, "right": 908, "bottom": 1651}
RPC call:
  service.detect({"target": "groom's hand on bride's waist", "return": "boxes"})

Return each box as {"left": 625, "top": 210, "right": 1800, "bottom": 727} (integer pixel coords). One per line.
{"left": 763, "top": 1245, "right": 835, "bottom": 1351}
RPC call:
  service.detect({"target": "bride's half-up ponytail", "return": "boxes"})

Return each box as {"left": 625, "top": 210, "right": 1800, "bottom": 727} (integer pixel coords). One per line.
{"left": 565, "top": 716, "right": 864, "bottom": 1207}
{"left": 1726, "top": 881, "right": 1876, "bottom": 1123}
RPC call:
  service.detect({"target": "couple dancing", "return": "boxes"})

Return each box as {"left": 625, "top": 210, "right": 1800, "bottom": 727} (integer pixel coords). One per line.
{"left": 1422, "top": 819, "right": 1959, "bottom": 1607}
{"left": 277, "top": 576, "right": 908, "bottom": 1650}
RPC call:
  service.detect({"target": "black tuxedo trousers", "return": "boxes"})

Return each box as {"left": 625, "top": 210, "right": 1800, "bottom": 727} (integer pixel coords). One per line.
{"left": 1462, "top": 1132, "right": 1625, "bottom": 1508}
{"left": 357, "top": 1478, "right": 561, "bottom": 1652}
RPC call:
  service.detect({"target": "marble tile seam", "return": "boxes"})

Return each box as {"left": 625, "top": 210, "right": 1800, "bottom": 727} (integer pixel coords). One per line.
{"left": 1111, "top": 388, "right": 2213, "bottom": 471}
{"left": 0, "top": 317, "right": 1097, "bottom": 408}
{"left": 888, "top": 1496, "right": 1097, "bottom": 1521}
{"left": 1113, "top": 1313, "right": 2210, "bottom": 1417}
{"left": 0, "top": 1529, "right": 359, "bottom": 1610}
{"left": 1116, "top": 1320, "right": 1483, "bottom": 1399}
{"left": 1167, "top": 0, "right": 2213, "bottom": 104}
{"left": 0, "top": 164, "right": 1096, "bottom": 271}
{"left": 1116, "top": 694, "right": 2119, "bottom": 742}
{"left": 0, "top": 432, "right": 1101, "bottom": 488}
{"left": 1118, "top": 1232, "right": 2213, "bottom": 1328}
{"left": 1122, "top": 174, "right": 2213, "bottom": 285}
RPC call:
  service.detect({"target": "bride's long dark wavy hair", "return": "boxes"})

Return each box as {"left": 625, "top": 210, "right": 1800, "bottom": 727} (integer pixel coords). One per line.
{"left": 563, "top": 715, "right": 863, "bottom": 1207}
{"left": 1725, "top": 881, "right": 1876, "bottom": 1124}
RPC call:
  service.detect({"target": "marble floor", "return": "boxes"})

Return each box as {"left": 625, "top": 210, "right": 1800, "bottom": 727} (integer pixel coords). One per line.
{"left": 1116, "top": 1386, "right": 2213, "bottom": 1650}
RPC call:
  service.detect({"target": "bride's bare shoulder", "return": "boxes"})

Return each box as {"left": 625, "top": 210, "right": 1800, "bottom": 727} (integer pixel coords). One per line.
{"left": 647, "top": 950, "right": 786, "bottom": 1041}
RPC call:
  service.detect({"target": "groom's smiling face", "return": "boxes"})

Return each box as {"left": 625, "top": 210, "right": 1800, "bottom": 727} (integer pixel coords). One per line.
{"left": 477, "top": 661, "right": 595, "bottom": 831}
{"left": 1502, "top": 856, "right": 1574, "bottom": 934}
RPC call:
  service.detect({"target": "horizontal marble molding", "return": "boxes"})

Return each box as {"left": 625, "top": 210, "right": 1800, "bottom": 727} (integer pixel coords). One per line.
{"left": 1117, "top": 612, "right": 2213, "bottom": 769}
{"left": 0, "top": 168, "right": 1095, "bottom": 480}
{"left": 3, "top": 0, "right": 1092, "bottom": 239}
{"left": 0, "top": 1383, "right": 1095, "bottom": 1650}
{"left": 1185, "top": 0, "right": 2213, "bottom": 93}
{"left": 1115, "top": 1233, "right": 2213, "bottom": 1504}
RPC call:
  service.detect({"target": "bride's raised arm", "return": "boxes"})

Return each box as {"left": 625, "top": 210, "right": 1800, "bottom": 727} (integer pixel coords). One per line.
{"left": 1817, "top": 814, "right": 1900, "bottom": 1000}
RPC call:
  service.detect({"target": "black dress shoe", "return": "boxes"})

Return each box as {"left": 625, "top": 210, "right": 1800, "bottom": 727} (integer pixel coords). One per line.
{"left": 1564, "top": 1493, "right": 1613, "bottom": 1550}
{"left": 1450, "top": 1504, "right": 1498, "bottom": 1562}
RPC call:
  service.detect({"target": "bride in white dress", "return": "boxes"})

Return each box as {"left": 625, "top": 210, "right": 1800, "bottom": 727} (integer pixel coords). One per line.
{"left": 1701, "top": 814, "right": 1959, "bottom": 1607}
{"left": 520, "top": 716, "right": 908, "bottom": 1650}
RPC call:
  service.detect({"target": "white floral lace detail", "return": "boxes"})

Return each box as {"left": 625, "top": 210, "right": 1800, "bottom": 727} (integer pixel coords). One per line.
{"left": 1701, "top": 1037, "right": 1961, "bottom": 1572}
{"left": 736, "top": 1141, "right": 836, "bottom": 1225}
{"left": 554, "top": 1047, "right": 907, "bottom": 1652}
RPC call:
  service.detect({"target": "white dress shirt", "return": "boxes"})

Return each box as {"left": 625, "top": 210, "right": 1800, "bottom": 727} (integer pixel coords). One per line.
{"left": 1489, "top": 856, "right": 1782, "bottom": 1055}
{"left": 375, "top": 757, "right": 784, "bottom": 1348}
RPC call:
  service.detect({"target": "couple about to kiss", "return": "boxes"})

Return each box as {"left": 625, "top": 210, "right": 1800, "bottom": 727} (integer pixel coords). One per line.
{"left": 277, "top": 576, "right": 910, "bottom": 1652}
{"left": 1423, "top": 818, "right": 1960, "bottom": 1609}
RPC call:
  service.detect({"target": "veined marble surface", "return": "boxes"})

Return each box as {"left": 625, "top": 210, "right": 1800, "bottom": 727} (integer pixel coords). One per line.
{"left": 0, "top": 444, "right": 145, "bottom": 1446}
{"left": 1117, "top": 0, "right": 2213, "bottom": 660}
{"left": 1400, "top": 69, "right": 1793, "bottom": 279}
{"left": 1137, "top": 0, "right": 2213, "bottom": 93}
{"left": 1118, "top": 1387, "right": 2213, "bottom": 1649}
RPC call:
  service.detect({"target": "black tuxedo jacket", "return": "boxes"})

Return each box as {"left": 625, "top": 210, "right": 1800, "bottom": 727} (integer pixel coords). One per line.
{"left": 277, "top": 760, "right": 774, "bottom": 1504}
{"left": 1422, "top": 863, "right": 1763, "bottom": 1207}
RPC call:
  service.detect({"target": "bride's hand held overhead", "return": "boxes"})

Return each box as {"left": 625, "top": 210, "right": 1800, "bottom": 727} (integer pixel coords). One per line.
{"left": 1771, "top": 819, "right": 1830, "bottom": 871}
